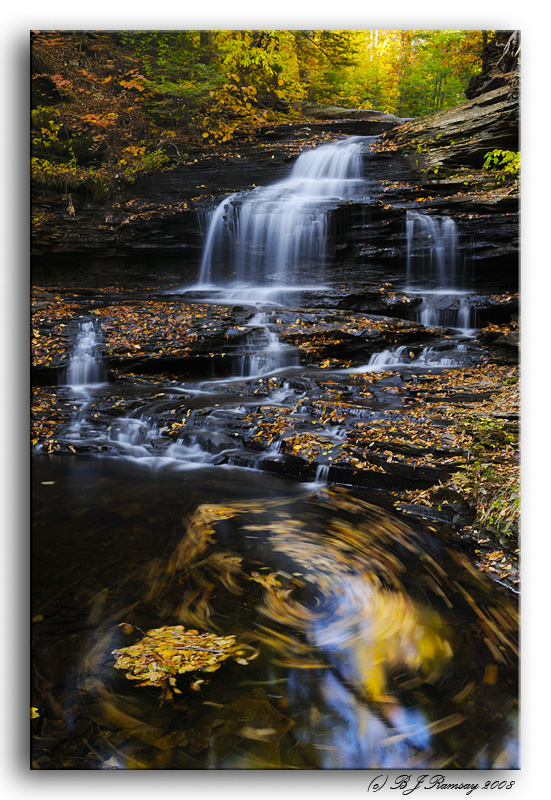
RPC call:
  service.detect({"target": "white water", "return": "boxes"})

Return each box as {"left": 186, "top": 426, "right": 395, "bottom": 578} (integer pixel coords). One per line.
{"left": 315, "top": 464, "right": 331, "bottom": 484}
{"left": 342, "top": 343, "right": 470, "bottom": 373}
{"left": 417, "top": 292, "right": 474, "bottom": 330}
{"left": 56, "top": 143, "right": 479, "bottom": 474}
{"left": 406, "top": 211, "right": 473, "bottom": 330}
{"left": 238, "top": 312, "right": 300, "bottom": 378}
{"left": 196, "top": 136, "right": 366, "bottom": 297}
{"left": 406, "top": 212, "right": 460, "bottom": 289}
{"left": 65, "top": 320, "right": 105, "bottom": 387}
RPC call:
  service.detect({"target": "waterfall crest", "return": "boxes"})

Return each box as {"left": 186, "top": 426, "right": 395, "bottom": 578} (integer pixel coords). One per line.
{"left": 198, "top": 136, "right": 366, "bottom": 292}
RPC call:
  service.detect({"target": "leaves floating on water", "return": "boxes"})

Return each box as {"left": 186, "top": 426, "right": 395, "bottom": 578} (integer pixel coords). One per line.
{"left": 112, "top": 625, "right": 251, "bottom": 694}
{"left": 175, "top": 490, "right": 518, "bottom": 704}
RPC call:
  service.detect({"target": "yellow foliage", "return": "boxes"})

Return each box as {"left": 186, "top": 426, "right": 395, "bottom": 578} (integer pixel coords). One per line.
{"left": 112, "top": 625, "right": 238, "bottom": 691}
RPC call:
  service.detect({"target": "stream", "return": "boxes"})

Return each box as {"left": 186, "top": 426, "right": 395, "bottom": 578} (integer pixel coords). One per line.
{"left": 31, "top": 134, "right": 518, "bottom": 770}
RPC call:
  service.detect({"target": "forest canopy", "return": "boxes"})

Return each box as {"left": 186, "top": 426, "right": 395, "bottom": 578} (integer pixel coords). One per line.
{"left": 31, "top": 29, "right": 489, "bottom": 195}
{"left": 116, "top": 29, "right": 486, "bottom": 117}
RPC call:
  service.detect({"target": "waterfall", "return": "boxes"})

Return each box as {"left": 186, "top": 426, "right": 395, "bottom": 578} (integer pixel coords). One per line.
{"left": 196, "top": 193, "right": 238, "bottom": 288}
{"left": 197, "top": 136, "right": 366, "bottom": 293}
{"left": 315, "top": 464, "right": 331, "bottom": 484}
{"left": 367, "top": 345, "right": 409, "bottom": 367}
{"left": 458, "top": 295, "right": 472, "bottom": 329}
{"left": 238, "top": 312, "right": 300, "bottom": 378}
{"left": 406, "top": 212, "right": 460, "bottom": 289}
{"left": 342, "top": 342, "right": 470, "bottom": 372}
{"left": 406, "top": 211, "right": 472, "bottom": 330}
{"left": 366, "top": 345, "right": 463, "bottom": 369}
{"left": 65, "top": 319, "right": 105, "bottom": 387}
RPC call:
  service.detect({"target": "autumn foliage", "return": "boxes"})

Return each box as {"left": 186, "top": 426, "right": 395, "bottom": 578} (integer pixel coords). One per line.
{"left": 31, "top": 30, "right": 489, "bottom": 196}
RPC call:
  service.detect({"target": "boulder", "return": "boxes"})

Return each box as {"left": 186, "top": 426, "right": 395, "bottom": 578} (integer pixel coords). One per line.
{"left": 298, "top": 102, "right": 406, "bottom": 124}
{"left": 387, "top": 83, "right": 519, "bottom": 170}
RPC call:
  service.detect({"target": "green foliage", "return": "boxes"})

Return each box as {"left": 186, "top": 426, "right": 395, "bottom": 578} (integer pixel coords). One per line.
{"left": 31, "top": 105, "right": 77, "bottom": 164}
{"left": 30, "top": 29, "right": 493, "bottom": 195}
{"left": 115, "top": 143, "right": 171, "bottom": 179}
{"left": 31, "top": 106, "right": 63, "bottom": 148}
{"left": 463, "top": 415, "right": 516, "bottom": 452}
{"left": 344, "top": 30, "right": 485, "bottom": 117}
{"left": 483, "top": 149, "right": 520, "bottom": 180}
{"left": 292, "top": 30, "right": 360, "bottom": 104}
{"left": 216, "top": 31, "right": 306, "bottom": 108}
{"left": 31, "top": 156, "right": 81, "bottom": 186}
{"left": 400, "top": 31, "right": 483, "bottom": 117}
{"left": 483, "top": 485, "right": 520, "bottom": 538}
{"left": 118, "top": 31, "right": 214, "bottom": 81}
{"left": 453, "top": 461, "right": 519, "bottom": 539}
{"left": 450, "top": 410, "right": 519, "bottom": 539}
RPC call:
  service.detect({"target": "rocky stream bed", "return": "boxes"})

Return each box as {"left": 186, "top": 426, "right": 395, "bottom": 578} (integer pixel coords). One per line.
{"left": 31, "top": 101, "right": 520, "bottom": 769}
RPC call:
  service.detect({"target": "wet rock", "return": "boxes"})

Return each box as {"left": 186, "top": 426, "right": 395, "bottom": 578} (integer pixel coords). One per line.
{"left": 478, "top": 329, "right": 519, "bottom": 349}
{"left": 32, "top": 108, "right": 519, "bottom": 298}
{"left": 387, "top": 83, "right": 519, "bottom": 171}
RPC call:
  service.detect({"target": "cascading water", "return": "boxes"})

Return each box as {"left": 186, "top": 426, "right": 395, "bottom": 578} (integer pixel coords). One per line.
{"left": 342, "top": 343, "right": 470, "bottom": 372}
{"left": 237, "top": 312, "right": 300, "bottom": 378}
{"left": 34, "top": 128, "right": 519, "bottom": 770}
{"left": 65, "top": 319, "right": 105, "bottom": 387}
{"left": 360, "top": 210, "right": 476, "bottom": 368}
{"left": 315, "top": 463, "right": 331, "bottom": 484}
{"left": 406, "top": 212, "right": 461, "bottom": 289}
{"left": 59, "top": 318, "right": 109, "bottom": 451}
{"left": 405, "top": 211, "right": 473, "bottom": 331}
{"left": 56, "top": 147, "right": 482, "bottom": 465}
{"left": 196, "top": 136, "right": 366, "bottom": 299}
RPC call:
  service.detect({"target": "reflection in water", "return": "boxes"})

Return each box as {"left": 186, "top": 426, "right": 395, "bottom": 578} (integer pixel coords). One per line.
{"left": 32, "top": 458, "right": 518, "bottom": 770}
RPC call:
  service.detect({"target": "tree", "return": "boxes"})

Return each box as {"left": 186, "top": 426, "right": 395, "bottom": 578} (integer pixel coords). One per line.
{"left": 336, "top": 30, "right": 486, "bottom": 117}
{"left": 30, "top": 28, "right": 491, "bottom": 195}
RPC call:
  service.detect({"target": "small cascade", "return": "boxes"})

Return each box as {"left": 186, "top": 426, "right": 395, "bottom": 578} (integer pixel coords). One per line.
{"left": 414, "top": 345, "right": 464, "bottom": 367}
{"left": 406, "top": 211, "right": 473, "bottom": 331}
{"left": 367, "top": 345, "right": 409, "bottom": 368}
{"left": 65, "top": 319, "right": 105, "bottom": 387}
{"left": 59, "top": 319, "right": 107, "bottom": 450}
{"left": 315, "top": 464, "right": 331, "bottom": 484}
{"left": 415, "top": 291, "right": 473, "bottom": 330}
{"left": 238, "top": 312, "right": 300, "bottom": 378}
{"left": 343, "top": 342, "right": 471, "bottom": 373}
{"left": 196, "top": 192, "right": 238, "bottom": 289}
{"left": 458, "top": 295, "right": 473, "bottom": 330}
{"left": 197, "top": 136, "right": 366, "bottom": 296}
{"left": 406, "top": 212, "right": 461, "bottom": 289}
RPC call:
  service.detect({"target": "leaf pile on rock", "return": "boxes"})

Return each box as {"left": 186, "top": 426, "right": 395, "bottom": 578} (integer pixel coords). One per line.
{"left": 112, "top": 625, "right": 239, "bottom": 692}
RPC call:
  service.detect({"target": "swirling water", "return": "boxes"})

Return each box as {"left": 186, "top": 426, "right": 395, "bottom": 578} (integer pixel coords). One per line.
{"left": 32, "top": 136, "right": 518, "bottom": 770}
{"left": 33, "top": 460, "right": 518, "bottom": 769}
